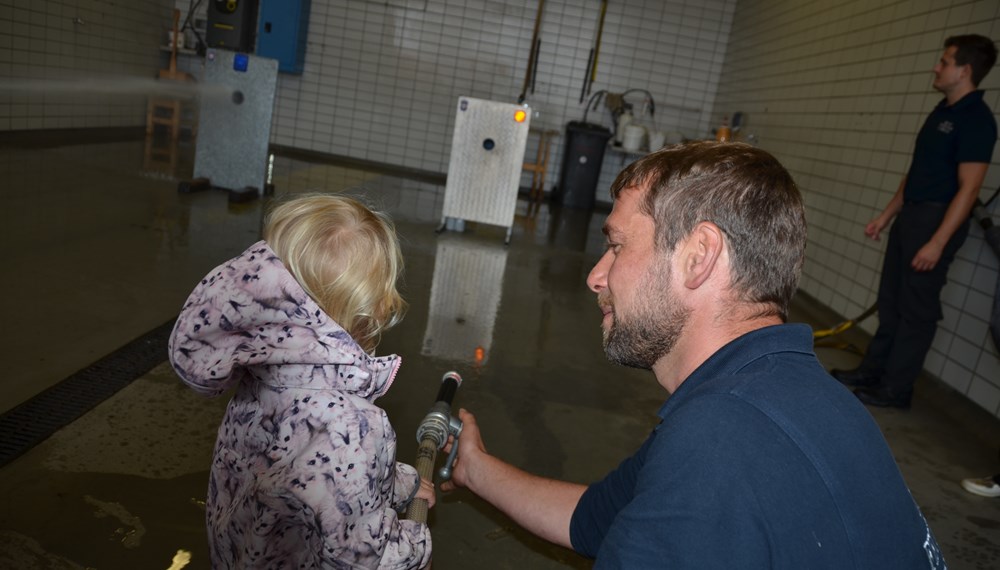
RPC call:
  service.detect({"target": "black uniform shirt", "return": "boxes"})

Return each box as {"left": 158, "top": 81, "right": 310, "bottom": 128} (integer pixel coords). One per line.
{"left": 905, "top": 89, "right": 997, "bottom": 203}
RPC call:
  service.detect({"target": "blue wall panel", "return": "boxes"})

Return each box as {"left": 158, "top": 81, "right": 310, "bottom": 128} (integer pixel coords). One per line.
{"left": 257, "top": 0, "right": 310, "bottom": 74}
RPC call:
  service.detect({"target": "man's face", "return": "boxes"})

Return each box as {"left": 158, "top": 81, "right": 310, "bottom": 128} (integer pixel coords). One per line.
{"left": 933, "top": 46, "right": 969, "bottom": 93}
{"left": 586, "top": 187, "right": 691, "bottom": 369}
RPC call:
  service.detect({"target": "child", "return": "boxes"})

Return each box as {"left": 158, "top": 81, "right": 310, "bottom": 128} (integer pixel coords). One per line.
{"left": 169, "top": 194, "right": 433, "bottom": 569}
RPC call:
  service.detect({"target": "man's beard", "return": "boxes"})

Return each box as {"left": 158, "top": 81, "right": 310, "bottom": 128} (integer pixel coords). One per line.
{"left": 601, "top": 262, "right": 690, "bottom": 370}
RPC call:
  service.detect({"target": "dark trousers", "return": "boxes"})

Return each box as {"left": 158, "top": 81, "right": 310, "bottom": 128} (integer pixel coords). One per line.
{"left": 860, "top": 202, "right": 969, "bottom": 401}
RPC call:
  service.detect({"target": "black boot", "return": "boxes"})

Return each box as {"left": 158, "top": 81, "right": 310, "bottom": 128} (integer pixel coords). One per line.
{"left": 854, "top": 386, "right": 911, "bottom": 410}
{"left": 829, "top": 367, "right": 880, "bottom": 388}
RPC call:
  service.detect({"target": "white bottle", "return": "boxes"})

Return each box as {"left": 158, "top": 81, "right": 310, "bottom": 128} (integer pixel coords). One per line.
{"left": 615, "top": 111, "right": 633, "bottom": 144}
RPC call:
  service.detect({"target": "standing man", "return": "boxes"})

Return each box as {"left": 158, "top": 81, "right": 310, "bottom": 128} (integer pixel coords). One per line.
{"left": 832, "top": 35, "right": 998, "bottom": 409}
{"left": 442, "top": 142, "right": 945, "bottom": 568}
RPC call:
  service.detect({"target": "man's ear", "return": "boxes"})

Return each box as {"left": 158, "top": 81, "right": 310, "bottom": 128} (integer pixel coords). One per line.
{"left": 680, "top": 221, "right": 725, "bottom": 290}
{"left": 960, "top": 63, "right": 973, "bottom": 82}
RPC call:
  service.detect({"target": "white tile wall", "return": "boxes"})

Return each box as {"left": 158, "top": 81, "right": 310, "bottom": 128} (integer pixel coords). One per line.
{"left": 3, "top": 0, "right": 735, "bottom": 196}
{"left": 0, "top": 0, "right": 177, "bottom": 131}
{"left": 714, "top": 0, "right": 1000, "bottom": 417}
{"left": 270, "top": 0, "right": 736, "bottom": 197}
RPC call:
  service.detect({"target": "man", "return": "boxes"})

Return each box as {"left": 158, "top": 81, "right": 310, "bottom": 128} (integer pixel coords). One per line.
{"left": 442, "top": 142, "right": 945, "bottom": 568}
{"left": 832, "top": 35, "right": 998, "bottom": 409}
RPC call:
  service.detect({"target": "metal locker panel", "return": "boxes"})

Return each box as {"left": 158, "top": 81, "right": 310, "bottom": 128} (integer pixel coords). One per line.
{"left": 257, "top": 0, "right": 311, "bottom": 74}
{"left": 194, "top": 50, "right": 278, "bottom": 193}
{"left": 442, "top": 97, "right": 531, "bottom": 234}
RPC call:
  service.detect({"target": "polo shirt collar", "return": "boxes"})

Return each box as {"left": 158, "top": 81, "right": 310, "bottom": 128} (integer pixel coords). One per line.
{"left": 936, "top": 89, "right": 985, "bottom": 111}
{"left": 656, "top": 323, "right": 814, "bottom": 420}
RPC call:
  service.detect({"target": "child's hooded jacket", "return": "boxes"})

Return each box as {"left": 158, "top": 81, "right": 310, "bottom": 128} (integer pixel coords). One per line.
{"left": 169, "top": 241, "right": 430, "bottom": 569}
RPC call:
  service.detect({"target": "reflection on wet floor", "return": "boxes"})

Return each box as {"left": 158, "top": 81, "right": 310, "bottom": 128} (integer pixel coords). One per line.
{"left": 422, "top": 234, "right": 509, "bottom": 365}
{"left": 0, "top": 138, "right": 998, "bottom": 569}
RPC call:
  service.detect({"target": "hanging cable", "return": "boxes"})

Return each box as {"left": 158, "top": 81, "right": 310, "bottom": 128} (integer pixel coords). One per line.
{"left": 180, "top": 0, "right": 206, "bottom": 55}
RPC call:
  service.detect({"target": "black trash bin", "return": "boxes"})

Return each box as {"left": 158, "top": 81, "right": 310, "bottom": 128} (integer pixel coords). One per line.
{"left": 556, "top": 121, "right": 613, "bottom": 209}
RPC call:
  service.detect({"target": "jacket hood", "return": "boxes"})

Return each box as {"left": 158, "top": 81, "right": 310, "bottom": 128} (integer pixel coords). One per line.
{"left": 168, "top": 241, "right": 400, "bottom": 400}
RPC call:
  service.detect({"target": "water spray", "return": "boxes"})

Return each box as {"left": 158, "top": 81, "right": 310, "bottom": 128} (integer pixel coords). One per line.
{"left": 0, "top": 77, "right": 234, "bottom": 102}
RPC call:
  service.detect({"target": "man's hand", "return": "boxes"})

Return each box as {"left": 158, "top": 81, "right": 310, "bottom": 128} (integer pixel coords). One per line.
{"left": 440, "top": 408, "right": 484, "bottom": 493}
{"left": 436, "top": 407, "right": 586, "bottom": 549}
{"left": 911, "top": 241, "right": 943, "bottom": 272}
{"left": 910, "top": 162, "right": 988, "bottom": 272}
{"left": 865, "top": 217, "right": 889, "bottom": 240}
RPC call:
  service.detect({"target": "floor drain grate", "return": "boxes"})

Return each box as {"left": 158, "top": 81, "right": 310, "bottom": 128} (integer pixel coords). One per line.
{"left": 0, "top": 318, "right": 176, "bottom": 468}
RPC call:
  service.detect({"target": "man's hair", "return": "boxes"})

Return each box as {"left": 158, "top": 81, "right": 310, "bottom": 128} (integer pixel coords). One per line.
{"left": 263, "top": 194, "right": 407, "bottom": 353}
{"left": 945, "top": 34, "right": 998, "bottom": 87}
{"left": 609, "top": 141, "right": 806, "bottom": 321}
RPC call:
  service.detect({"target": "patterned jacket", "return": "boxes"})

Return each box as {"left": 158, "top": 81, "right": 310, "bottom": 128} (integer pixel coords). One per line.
{"left": 169, "top": 241, "right": 431, "bottom": 569}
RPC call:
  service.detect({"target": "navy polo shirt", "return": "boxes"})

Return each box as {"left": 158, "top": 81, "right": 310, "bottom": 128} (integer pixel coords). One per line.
{"left": 569, "top": 324, "right": 944, "bottom": 569}
{"left": 905, "top": 89, "right": 997, "bottom": 203}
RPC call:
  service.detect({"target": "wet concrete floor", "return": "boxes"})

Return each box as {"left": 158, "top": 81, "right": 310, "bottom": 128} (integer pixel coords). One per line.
{"left": 0, "top": 137, "right": 998, "bottom": 569}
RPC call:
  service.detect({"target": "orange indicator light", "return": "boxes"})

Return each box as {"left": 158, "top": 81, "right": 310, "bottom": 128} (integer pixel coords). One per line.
{"left": 514, "top": 109, "right": 527, "bottom": 123}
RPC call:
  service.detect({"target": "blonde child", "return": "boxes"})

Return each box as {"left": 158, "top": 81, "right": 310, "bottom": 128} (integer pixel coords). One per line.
{"left": 169, "top": 194, "right": 433, "bottom": 568}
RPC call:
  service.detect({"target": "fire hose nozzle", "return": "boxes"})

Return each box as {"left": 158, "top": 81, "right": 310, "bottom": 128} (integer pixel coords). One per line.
{"left": 438, "top": 415, "right": 464, "bottom": 480}
{"left": 415, "top": 405, "right": 451, "bottom": 447}
{"left": 413, "top": 371, "right": 464, "bottom": 480}
{"left": 406, "top": 371, "right": 464, "bottom": 522}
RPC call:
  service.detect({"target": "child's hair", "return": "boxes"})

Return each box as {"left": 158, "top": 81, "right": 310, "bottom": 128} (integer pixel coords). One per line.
{"left": 263, "top": 194, "right": 406, "bottom": 353}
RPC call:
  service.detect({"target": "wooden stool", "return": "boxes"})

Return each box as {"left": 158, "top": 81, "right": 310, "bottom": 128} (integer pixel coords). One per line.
{"left": 145, "top": 9, "right": 195, "bottom": 143}
{"left": 144, "top": 9, "right": 196, "bottom": 174}
{"left": 146, "top": 99, "right": 184, "bottom": 141}
{"left": 523, "top": 127, "right": 559, "bottom": 206}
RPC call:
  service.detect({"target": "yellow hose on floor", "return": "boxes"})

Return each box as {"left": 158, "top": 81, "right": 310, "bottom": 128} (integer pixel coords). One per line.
{"left": 812, "top": 303, "right": 877, "bottom": 356}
